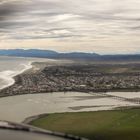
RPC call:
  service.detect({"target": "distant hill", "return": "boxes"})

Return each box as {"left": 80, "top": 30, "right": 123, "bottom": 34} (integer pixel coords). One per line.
{"left": 0, "top": 49, "right": 58, "bottom": 58}
{"left": 0, "top": 49, "right": 99, "bottom": 59}
{"left": 101, "top": 54, "right": 140, "bottom": 61}
{"left": 0, "top": 49, "right": 140, "bottom": 61}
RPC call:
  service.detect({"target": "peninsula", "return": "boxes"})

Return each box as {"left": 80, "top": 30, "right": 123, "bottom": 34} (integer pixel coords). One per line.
{"left": 1, "top": 59, "right": 140, "bottom": 97}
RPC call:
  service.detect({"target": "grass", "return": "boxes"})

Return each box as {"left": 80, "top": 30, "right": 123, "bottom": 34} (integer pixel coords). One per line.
{"left": 30, "top": 109, "right": 140, "bottom": 140}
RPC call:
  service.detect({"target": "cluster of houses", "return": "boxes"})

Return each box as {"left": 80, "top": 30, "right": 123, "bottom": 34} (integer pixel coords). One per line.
{"left": 1, "top": 65, "right": 140, "bottom": 96}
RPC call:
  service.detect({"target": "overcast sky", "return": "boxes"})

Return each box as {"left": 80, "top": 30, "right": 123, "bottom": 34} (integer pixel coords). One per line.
{"left": 0, "top": 0, "right": 140, "bottom": 54}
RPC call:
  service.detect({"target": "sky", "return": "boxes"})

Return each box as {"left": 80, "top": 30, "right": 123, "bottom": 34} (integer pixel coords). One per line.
{"left": 0, "top": 0, "right": 140, "bottom": 54}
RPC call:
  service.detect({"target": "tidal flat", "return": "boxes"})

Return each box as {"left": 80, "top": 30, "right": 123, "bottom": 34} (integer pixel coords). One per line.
{"left": 0, "top": 92, "right": 139, "bottom": 122}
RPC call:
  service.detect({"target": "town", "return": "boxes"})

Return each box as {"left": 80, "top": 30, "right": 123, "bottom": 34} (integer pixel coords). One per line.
{"left": 1, "top": 62, "right": 140, "bottom": 96}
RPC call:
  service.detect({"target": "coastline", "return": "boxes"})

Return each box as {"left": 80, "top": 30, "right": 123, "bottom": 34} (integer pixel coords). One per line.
{"left": 2, "top": 60, "right": 140, "bottom": 97}
{"left": 23, "top": 106, "right": 140, "bottom": 125}
{"left": 0, "top": 61, "right": 33, "bottom": 90}
{"left": 23, "top": 113, "right": 49, "bottom": 124}
{"left": 0, "top": 59, "right": 74, "bottom": 97}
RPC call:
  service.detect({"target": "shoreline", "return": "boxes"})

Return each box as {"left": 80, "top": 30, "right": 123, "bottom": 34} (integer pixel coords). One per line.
{"left": 0, "top": 61, "right": 34, "bottom": 90}
{"left": 2, "top": 61, "right": 140, "bottom": 97}
{"left": 23, "top": 106, "right": 140, "bottom": 124}
{"left": 0, "top": 56, "right": 58, "bottom": 92}
{"left": 2, "top": 58, "right": 140, "bottom": 98}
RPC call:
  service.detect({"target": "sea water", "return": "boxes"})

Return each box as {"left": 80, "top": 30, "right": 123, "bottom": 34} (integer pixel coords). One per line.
{"left": 0, "top": 56, "right": 35, "bottom": 89}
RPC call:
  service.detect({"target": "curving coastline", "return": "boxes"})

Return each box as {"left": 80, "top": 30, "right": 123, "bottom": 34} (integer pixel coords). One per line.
{"left": 2, "top": 61, "right": 140, "bottom": 97}
{"left": 0, "top": 61, "right": 33, "bottom": 90}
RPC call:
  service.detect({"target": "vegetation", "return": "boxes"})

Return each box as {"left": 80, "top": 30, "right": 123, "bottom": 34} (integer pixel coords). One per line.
{"left": 30, "top": 109, "right": 140, "bottom": 140}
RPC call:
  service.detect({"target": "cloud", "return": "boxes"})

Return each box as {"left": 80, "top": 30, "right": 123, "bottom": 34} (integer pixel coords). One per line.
{"left": 0, "top": 0, "right": 140, "bottom": 54}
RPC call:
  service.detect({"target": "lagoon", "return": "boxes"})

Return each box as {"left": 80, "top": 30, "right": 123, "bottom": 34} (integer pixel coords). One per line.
{"left": 0, "top": 91, "right": 139, "bottom": 122}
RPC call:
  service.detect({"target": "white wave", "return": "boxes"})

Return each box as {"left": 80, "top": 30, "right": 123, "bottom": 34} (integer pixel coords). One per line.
{"left": 0, "top": 61, "right": 33, "bottom": 90}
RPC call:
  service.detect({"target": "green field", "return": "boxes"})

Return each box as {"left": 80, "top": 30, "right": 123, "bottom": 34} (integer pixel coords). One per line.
{"left": 30, "top": 109, "right": 140, "bottom": 140}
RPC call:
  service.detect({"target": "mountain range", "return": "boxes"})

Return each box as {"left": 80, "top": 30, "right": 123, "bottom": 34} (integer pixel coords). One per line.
{"left": 0, "top": 49, "right": 140, "bottom": 61}
{"left": 0, "top": 49, "right": 99, "bottom": 59}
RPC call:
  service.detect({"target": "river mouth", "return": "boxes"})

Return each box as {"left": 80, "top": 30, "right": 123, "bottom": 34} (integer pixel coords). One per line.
{"left": 0, "top": 91, "right": 139, "bottom": 123}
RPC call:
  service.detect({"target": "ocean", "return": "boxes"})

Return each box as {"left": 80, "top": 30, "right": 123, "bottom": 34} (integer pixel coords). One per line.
{"left": 0, "top": 56, "right": 36, "bottom": 89}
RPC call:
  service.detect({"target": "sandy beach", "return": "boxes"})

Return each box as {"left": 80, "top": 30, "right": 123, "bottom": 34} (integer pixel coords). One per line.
{"left": 0, "top": 61, "right": 33, "bottom": 90}
{"left": 0, "top": 57, "right": 72, "bottom": 92}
